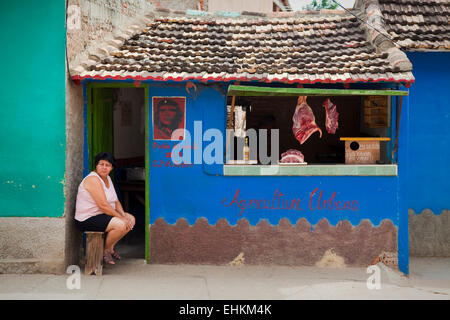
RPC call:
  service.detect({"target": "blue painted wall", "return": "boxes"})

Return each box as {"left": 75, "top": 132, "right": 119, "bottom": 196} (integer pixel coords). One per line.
{"left": 148, "top": 82, "right": 409, "bottom": 272}
{"left": 405, "top": 52, "right": 450, "bottom": 214}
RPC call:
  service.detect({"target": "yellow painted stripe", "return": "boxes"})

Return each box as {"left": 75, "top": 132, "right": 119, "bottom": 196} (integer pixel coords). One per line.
{"left": 340, "top": 137, "right": 391, "bottom": 141}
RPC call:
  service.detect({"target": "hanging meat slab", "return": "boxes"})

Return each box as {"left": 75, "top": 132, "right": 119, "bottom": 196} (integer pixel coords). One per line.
{"left": 280, "top": 149, "right": 305, "bottom": 163}
{"left": 323, "top": 98, "right": 339, "bottom": 134}
{"left": 292, "top": 96, "right": 322, "bottom": 144}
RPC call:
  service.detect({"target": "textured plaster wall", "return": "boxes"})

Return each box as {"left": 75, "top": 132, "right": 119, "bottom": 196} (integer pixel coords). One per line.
{"left": 67, "top": 0, "right": 154, "bottom": 61}
{"left": 0, "top": 218, "right": 66, "bottom": 274}
{"left": 64, "top": 76, "right": 84, "bottom": 267}
{"left": 208, "top": 0, "right": 273, "bottom": 13}
{"left": 409, "top": 210, "right": 450, "bottom": 257}
{"left": 151, "top": 0, "right": 199, "bottom": 11}
{"left": 150, "top": 218, "right": 398, "bottom": 267}
{"left": 66, "top": 0, "right": 198, "bottom": 62}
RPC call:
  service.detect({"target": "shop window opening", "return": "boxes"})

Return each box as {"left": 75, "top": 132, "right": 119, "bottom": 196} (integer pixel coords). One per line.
{"left": 224, "top": 85, "right": 407, "bottom": 175}
{"left": 226, "top": 95, "right": 391, "bottom": 166}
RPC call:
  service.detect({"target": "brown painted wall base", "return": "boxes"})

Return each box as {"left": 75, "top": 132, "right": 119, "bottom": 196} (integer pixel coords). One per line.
{"left": 149, "top": 218, "right": 397, "bottom": 266}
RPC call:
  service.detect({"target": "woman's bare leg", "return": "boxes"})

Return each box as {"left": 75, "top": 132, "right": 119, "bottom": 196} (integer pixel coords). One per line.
{"left": 104, "top": 217, "right": 128, "bottom": 254}
{"left": 109, "top": 214, "right": 136, "bottom": 251}
{"left": 104, "top": 214, "right": 136, "bottom": 253}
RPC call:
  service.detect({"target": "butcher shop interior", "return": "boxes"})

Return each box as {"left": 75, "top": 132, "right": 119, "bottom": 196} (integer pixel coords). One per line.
{"left": 226, "top": 92, "right": 392, "bottom": 166}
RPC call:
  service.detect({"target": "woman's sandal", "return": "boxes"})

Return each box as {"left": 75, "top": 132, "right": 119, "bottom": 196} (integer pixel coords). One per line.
{"left": 111, "top": 250, "right": 121, "bottom": 260}
{"left": 103, "top": 252, "right": 115, "bottom": 265}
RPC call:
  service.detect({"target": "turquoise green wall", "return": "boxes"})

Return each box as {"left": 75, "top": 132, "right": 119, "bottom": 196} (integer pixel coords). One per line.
{"left": 0, "top": 1, "right": 66, "bottom": 217}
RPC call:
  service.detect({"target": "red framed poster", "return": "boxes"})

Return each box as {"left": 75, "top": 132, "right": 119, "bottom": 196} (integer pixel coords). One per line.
{"left": 152, "top": 97, "right": 186, "bottom": 141}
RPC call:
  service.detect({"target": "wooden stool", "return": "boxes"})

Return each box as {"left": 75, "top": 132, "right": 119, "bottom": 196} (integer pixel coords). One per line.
{"left": 84, "top": 231, "right": 104, "bottom": 275}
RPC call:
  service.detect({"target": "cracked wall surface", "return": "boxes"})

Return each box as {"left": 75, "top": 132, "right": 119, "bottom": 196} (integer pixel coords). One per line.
{"left": 0, "top": 218, "right": 66, "bottom": 274}
{"left": 149, "top": 218, "right": 397, "bottom": 266}
{"left": 409, "top": 210, "right": 450, "bottom": 257}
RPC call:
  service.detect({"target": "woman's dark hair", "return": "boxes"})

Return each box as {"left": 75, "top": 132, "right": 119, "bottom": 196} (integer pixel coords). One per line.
{"left": 94, "top": 152, "right": 116, "bottom": 168}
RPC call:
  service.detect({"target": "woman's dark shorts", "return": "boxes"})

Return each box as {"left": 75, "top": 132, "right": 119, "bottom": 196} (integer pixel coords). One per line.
{"left": 75, "top": 214, "right": 113, "bottom": 232}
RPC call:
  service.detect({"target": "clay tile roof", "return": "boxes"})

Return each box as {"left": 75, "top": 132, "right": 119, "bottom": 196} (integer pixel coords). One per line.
{"left": 71, "top": 8, "right": 414, "bottom": 84}
{"left": 360, "top": 0, "right": 450, "bottom": 51}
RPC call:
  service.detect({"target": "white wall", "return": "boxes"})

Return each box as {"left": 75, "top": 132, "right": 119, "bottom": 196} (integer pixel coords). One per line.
{"left": 208, "top": 0, "right": 273, "bottom": 13}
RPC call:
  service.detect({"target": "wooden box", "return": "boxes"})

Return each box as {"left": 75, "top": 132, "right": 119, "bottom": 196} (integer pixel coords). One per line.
{"left": 364, "top": 96, "right": 388, "bottom": 128}
{"left": 341, "top": 137, "right": 390, "bottom": 164}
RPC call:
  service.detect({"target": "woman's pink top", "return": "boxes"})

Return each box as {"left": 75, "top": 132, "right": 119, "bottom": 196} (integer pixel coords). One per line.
{"left": 75, "top": 171, "right": 118, "bottom": 222}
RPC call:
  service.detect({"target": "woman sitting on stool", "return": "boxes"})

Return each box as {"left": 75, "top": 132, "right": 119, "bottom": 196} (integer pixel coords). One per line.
{"left": 74, "top": 152, "right": 135, "bottom": 265}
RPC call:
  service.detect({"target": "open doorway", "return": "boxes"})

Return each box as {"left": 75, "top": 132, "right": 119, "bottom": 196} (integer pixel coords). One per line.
{"left": 88, "top": 85, "right": 147, "bottom": 260}
{"left": 112, "top": 87, "right": 146, "bottom": 259}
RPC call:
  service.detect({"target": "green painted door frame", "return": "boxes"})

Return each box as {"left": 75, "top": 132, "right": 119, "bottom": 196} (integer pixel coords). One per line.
{"left": 86, "top": 82, "right": 150, "bottom": 262}
{"left": 88, "top": 87, "right": 114, "bottom": 171}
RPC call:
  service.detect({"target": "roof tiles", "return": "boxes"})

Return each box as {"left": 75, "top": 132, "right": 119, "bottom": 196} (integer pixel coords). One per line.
{"left": 378, "top": 0, "right": 450, "bottom": 51}
{"left": 71, "top": 9, "right": 414, "bottom": 84}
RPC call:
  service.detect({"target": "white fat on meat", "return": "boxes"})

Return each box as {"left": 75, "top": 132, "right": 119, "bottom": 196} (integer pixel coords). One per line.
{"left": 280, "top": 149, "right": 305, "bottom": 163}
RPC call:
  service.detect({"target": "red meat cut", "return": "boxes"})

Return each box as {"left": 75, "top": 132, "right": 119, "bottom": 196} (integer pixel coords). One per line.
{"left": 292, "top": 96, "right": 322, "bottom": 144}
{"left": 323, "top": 98, "right": 339, "bottom": 134}
{"left": 280, "top": 149, "right": 305, "bottom": 163}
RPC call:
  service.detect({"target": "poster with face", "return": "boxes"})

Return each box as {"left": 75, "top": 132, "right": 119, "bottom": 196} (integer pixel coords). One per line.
{"left": 152, "top": 97, "right": 186, "bottom": 140}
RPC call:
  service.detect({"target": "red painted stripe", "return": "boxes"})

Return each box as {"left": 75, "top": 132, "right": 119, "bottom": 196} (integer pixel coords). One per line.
{"left": 71, "top": 74, "right": 412, "bottom": 86}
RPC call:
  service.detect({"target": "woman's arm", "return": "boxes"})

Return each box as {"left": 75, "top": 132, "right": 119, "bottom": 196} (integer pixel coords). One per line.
{"left": 115, "top": 200, "right": 126, "bottom": 216}
{"left": 83, "top": 176, "right": 125, "bottom": 219}
{"left": 115, "top": 201, "right": 134, "bottom": 230}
